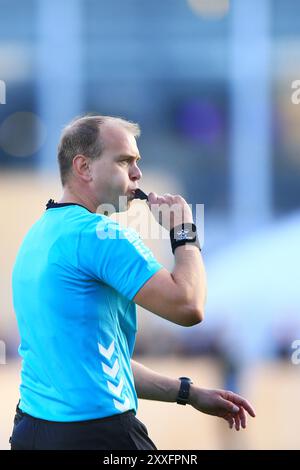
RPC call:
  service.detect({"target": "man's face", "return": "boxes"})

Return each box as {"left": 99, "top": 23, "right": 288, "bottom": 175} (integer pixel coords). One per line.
{"left": 89, "top": 123, "right": 142, "bottom": 213}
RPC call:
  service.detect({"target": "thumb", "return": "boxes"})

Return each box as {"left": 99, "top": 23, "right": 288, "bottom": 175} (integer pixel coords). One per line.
{"left": 148, "top": 192, "right": 158, "bottom": 205}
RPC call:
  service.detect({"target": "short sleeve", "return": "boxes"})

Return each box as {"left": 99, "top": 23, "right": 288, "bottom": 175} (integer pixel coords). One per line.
{"left": 77, "top": 217, "right": 163, "bottom": 300}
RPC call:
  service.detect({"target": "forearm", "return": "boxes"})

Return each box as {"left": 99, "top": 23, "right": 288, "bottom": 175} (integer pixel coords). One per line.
{"left": 171, "top": 245, "right": 207, "bottom": 313}
{"left": 130, "top": 359, "right": 256, "bottom": 431}
{"left": 131, "top": 359, "right": 181, "bottom": 402}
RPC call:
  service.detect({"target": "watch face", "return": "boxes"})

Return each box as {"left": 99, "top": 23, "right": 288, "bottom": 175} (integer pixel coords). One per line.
{"left": 175, "top": 229, "right": 194, "bottom": 241}
{"left": 176, "top": 229, "right": 188, "bottom": 240}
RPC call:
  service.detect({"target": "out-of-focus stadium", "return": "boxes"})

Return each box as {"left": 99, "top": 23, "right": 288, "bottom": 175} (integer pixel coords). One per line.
{"left": 1, "top": 0, "right": 300, "bottom": 450}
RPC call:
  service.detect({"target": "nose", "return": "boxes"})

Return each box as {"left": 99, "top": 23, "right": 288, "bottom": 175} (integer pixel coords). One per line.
{"left": 130, "top": 163, "right": 142, "bottom": 181}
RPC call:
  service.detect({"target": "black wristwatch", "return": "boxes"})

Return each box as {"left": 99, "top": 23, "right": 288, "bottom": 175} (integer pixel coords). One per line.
{"left": 176, "top": 376, "right": 193, "bottom": 405}
{"left": 170, "top": 224, "right": 201, "bottom": 254}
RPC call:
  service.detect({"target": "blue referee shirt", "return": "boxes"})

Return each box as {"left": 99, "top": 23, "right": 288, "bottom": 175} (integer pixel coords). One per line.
{"left": 12, "top": 201, "right": 162, "bottom": 421}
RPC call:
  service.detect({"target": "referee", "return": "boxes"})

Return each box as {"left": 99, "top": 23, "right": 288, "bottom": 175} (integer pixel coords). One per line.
{"left": 10, "top": 115, "right": 255, "bottom": 450}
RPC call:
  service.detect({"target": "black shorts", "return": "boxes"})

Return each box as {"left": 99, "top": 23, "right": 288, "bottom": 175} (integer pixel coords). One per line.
{"left": 10, "top": 404, "right": 157, "bottom": 450}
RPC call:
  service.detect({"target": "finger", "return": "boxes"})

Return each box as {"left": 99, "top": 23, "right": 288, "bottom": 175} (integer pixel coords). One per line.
{"left": 218, "top": 397, "right": 240, "bottom": 415}
{"left": 226, "top": 392, "right": 256, "bottom": 418}
{"left": 157, "top": 196, "right": 167, "bottom": 205}
{"left": 224, "top": 415, "right": 234, "bottom": 429}
{"left": 233, "top": 413, "right": 240, "bottom": 431}
{"left": 239, "top": 406, "right": 247, "bottom": 429}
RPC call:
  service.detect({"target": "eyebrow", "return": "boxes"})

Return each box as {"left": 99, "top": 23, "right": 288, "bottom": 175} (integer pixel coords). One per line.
{"left": 118, "top": 154, "right": 142, "bottom": 162}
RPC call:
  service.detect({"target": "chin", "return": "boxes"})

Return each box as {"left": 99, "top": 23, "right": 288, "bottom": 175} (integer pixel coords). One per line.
{"left": 114, "top": 194, "right": 131, "bottom": 212}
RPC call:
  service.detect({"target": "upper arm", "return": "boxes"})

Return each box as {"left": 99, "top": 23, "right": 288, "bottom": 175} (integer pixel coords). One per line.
{"left": 77, "top": 218, "right": 163, "bottom": 300}
{"left": 77, "top": 218, "right": 201, "bottom": 326}
{"left": 133, "top": 268, "right": 202, "bottom": 327}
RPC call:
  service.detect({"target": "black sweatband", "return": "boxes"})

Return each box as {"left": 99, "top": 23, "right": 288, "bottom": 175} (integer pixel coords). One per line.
{"left": 170, "top": 223, "right": 201, "bottom": 254}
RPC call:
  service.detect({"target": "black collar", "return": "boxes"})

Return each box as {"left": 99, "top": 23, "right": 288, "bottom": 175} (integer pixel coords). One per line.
{"left": 46, "top": 199, "right": 93, "bottom": 213}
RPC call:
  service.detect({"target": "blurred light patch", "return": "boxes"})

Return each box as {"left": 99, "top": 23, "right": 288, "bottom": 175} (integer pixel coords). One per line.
{"left": 176, "top": 99, "right": 223, "bottom": 145}
{"left": 0, "top": 112, "right": 47, "bottom": 157}
{"left": 187, "top": 0, "right": 230, "bottom": 19}
{"left": 274, "top": 40, "right": 300, "bottom": 80}
{"left": 0, "top": 44, "right": 32, "bottom": 81}
{"left": 0, "top": 80, "right": 6, "bottom": 105}
{"left": 0, "top": 340, "right": 6, "bottom": 365}
{"left": 276, "top": 86, "right": 300, "bottom": 167}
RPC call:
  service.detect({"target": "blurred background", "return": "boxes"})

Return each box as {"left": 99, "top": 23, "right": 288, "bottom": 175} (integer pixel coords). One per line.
{"left": 1, "top": 0, "right": 300, "bottom": 449}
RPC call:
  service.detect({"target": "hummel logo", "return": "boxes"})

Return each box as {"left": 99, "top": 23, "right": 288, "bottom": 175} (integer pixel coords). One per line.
{"left": 98, "top": 339, "right": 130, "bottom": 413}
{"left": 113, "top": 396, "right": 130, "bottom": 412}
{"left": 98, "top": 340, "right": 115, "bottom": 360}
{"left": 102, "top": 358, "right": 119, "bottom": 379}
{"left": 108, "top": 377, "right": 124, "bottom": 397}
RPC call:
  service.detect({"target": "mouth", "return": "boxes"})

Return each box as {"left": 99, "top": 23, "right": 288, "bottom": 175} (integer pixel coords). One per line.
{"left": 127, "top": 189, "right": 138, "bottom": 200}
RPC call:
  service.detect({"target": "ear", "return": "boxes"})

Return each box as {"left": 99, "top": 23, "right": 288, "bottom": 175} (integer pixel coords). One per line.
{"left": 72, "top": 154, "right": 92, "bottom": 182}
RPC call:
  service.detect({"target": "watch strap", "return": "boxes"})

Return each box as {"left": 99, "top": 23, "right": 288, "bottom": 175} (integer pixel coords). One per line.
{"left": 176, "top": 376, "right": 193, "bottom": 405}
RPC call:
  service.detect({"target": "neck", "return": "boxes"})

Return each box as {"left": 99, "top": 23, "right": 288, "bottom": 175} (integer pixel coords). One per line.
{"left": 59, "top": 186, "right": 98, "bottom": 213}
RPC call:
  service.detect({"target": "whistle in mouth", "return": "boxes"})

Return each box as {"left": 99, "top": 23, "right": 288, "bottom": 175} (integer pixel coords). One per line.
{"left": 134, "top": 189, "right": 149, "bottom": 201}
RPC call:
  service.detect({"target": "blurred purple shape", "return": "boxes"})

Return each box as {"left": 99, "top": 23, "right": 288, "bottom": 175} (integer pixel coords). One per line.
{"left": 177, "top": 99, "right": 223, "bottom": 145}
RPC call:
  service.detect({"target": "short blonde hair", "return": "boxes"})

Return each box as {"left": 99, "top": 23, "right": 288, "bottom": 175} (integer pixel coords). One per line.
{"left": 57, "top": 114, "right": 140, "bottom": 186}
